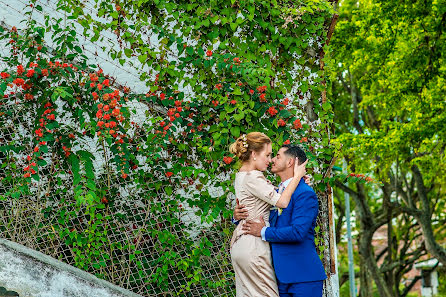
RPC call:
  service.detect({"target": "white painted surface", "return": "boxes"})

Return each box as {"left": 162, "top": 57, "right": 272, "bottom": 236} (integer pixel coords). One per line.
{"left": 420, "top": 270, "right": 439, "bottom": 297}
{"left": 0, "top": 239, "right": 142, "bottom": 297}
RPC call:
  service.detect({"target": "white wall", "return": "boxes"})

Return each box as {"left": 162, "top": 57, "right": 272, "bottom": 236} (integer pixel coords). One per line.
{"left": 0, "top": 0, "right": 149, "bottom": 92}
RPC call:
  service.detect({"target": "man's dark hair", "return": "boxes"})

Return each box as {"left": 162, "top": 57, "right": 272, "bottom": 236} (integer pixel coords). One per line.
{"left": 281, "top": 144, "right": 307, "bottom": 164}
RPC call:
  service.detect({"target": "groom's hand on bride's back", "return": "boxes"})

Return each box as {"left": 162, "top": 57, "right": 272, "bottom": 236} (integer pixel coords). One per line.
{"left": 234, "top": 199, "right": 249, "bottom": 221}
{"left": 242, "top": 217, "right": 265, "bottom": 237}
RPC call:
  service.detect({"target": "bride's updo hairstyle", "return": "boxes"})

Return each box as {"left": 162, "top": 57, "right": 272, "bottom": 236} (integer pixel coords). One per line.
{"left": 229, "top": 132, "right": 271, "bottom": 162}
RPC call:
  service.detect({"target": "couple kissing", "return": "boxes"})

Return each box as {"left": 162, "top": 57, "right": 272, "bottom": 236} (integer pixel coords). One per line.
{"left": 229, "top": 132, "right": 326, "bottom": 297}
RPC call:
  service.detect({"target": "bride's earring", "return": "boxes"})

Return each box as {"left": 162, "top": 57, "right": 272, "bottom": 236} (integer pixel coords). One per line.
{"left": 254, "top": 158, "right": 256, "bottom": 161}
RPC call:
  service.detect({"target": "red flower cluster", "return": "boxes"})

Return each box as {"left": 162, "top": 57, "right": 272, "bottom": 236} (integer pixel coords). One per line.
{"left": 47, "top": 61, "right": 76, "bottom": 71}
{"left": 283, "top": 139, "right": 290, "bottom": 145}
{"left": 24, "top": 93, "right": 34, "bottom": 100}
{"left": 214, "top": 83, "right": 223, "bottom": 90}
{"left": 206, "top": 50, "right": 213, "bottom": 57}
{"left": 167, "top": 106, "right": 182, "bottom": 122}
{"left": 35, "top": 128, "right": 43, "bottom": 137}
{"left": 0, "top": 72, "right": 10, "bottom": 79}
{"left": 26, "top": 69, "right": 35, "bottom": 78}
{"left": 256, "top": 86, "right": 267, "bottom": 93}
{"left": 43, "top": 106, "right": 56, "bottom": 121}
{"left": 89, "top": 73, "right": 99, "bottom": 82}
{"left": 267, "top": 106, "right": 278, "bottom": 116}
{"left": 62, "top": 146, "right": 71, "bottom": 157}
{"left": 17, "top": 65, "right": 24, "bottom": 75}
{"left": 223, "top": 156, "right": 233, "bottom": 164}
{"left": 281, "top": 98, "right": 289, "bottom": 105}
{"left": 293, "top": 119, "right": 302, "bottom": 130}
{"left": 259, "top": 93, "right": 266, "bottom": 102}
{"left": 23, "top": 160, "right": 37, "bottom": 177}
{"left": 13, "top": 78, "right": 25, "bottom": 86}
{"left": 166, "top": 171, "right": 173, "bottom": 178}
{"left": 277, "top": 119, "right": 286, "bottom": 127}
{"left": 349, "top": 173, "right": 373, "bottom": 182}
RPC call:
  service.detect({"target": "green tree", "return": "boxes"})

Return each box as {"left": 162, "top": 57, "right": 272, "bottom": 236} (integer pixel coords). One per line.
{"left": 328, "top": 0, "right": 446, "bottom": 296}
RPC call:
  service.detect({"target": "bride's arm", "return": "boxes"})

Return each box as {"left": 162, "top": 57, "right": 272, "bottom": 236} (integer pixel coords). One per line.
{"left": 243, "top": 159, "right": 307, "bottom": 207}
{"left": 275, "top": 159, "right": 308, "bottom": 208}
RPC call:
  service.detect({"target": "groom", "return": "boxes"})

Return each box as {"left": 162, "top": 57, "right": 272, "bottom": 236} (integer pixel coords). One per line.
{"left": 234, "top": 144, "right": 327, "bottom": 297}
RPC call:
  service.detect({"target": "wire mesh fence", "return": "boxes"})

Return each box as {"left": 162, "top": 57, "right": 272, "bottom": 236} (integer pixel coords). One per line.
{"left": 0, "top": 50, "right": 236, "bottom": 297}
{"left": 0, "top": 117, "right": 236, "bottom": 296}
{"left": 0, "top": 91, "right": 334, "bottom": 296}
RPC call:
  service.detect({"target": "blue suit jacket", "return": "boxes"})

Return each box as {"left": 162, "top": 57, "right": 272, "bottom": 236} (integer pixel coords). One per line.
{"left": 266, "top": 179, "right": 327, "bottom": 284}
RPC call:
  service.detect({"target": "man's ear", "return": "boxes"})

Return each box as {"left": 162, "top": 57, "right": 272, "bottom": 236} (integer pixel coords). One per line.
{"left": 286, "top": 157, "right": 294, "bottom": 168}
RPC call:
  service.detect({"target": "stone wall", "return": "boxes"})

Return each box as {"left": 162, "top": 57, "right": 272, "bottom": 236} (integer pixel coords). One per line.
{"left": 0, "top": 239, "right": 142, "bottom": 297}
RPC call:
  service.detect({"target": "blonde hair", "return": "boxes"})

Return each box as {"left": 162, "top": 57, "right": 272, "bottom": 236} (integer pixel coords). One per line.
{"left": 229, "top": 132, "right": 271, "bottom": 162}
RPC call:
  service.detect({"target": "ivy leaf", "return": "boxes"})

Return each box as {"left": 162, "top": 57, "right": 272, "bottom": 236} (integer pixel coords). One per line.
{"left": 322, "top": 102, "right": 331, "bottom": 111}
{"left": 279, "top": 109, "right": 292, "bottom": 118}
{"left": 300, "top": 81, "right": 309, "bottom": 93}
{"left": 68, "top": 154, "right": 81, "bottom": 186}
{"left": 138, "top": 54, "right": 147, "bottom": 64}
{"left": 124, "top": 48, "right": 132, "bottom": 58}
{"left": 234, "top": 111, "right": 244, "bottom": 122}
{"left": 230, "top": 126, "right": 240, "bottom": 137}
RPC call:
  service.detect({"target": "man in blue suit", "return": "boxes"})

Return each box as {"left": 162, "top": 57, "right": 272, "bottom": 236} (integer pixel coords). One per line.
{"left": 234, "top": 144, "right": 327, "bottom": 297}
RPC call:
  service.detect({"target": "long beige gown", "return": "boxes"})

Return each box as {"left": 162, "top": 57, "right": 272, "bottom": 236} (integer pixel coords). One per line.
{"left": 230, "top": 170, "right": 281, "bottom": 297}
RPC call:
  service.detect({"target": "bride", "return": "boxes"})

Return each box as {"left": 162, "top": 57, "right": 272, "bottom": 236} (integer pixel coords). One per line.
{"left": 229, "top": 132, "right": 307, "bottom": 296}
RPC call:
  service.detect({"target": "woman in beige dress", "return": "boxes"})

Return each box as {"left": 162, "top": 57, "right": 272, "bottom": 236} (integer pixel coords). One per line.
{"left": 229, "top": 132, "right": 307, "bottom": 297}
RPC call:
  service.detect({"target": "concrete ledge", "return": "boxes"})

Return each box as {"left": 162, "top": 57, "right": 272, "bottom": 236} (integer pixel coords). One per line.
{"left": 0, "top": 239, "right": 143, "bottom": 297}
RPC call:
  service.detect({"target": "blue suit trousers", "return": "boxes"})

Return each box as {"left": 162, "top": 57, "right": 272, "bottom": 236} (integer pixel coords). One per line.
{"left": 278, "top": 280, "right": 323, "bottom": 297}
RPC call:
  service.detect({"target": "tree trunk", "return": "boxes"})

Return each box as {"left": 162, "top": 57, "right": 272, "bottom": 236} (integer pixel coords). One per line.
{"left": 358, "top": 235, "right": 373, "bottom": 297}
{"left": 411, "top": 165, "right": 446, "bottom": 266}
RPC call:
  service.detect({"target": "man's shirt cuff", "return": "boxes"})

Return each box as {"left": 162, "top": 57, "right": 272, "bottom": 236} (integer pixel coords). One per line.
{"left": 261, "top": 226, "right": 267, "bottom": 241}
